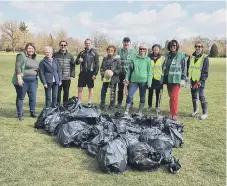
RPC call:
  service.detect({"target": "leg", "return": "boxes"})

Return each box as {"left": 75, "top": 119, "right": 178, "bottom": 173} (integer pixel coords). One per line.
{"left": 51, "top": 83, "right": 58, "bottom": 108}
{"left": 14, "top": 84, "right": 24, "bottom": 119}
{"left": 190, "top": 85, "right": 199, "bottom": 116}
{"left": 77, "top": 72, "right": 86, "bottom": 104}
{"left": 78, "top": 87, "right": 83, "bottom": 103}
{"left": 62, "top": 80, "right": 71, "bottom": 103}
{"left": 138, "top": 82, "right": 147, "bottom": 114}
{"left": 171, "top": 84, "right": 180, "bottom": 120}
{"left": 88, "top": 88, "right": 93, "bottom": 104}
{"left": 109, "top": 83, "right": 117, "bottom": 107}
{"left": 125, "top": 83, "right": 138, "bottom": 114}
{"left": 199, "top": 83, "right": 208, "bottom": 120}
{"left": 100, "top": 82, "right": 109, "bottom": 106}
{"left": 45, "top": 84, "right": 52, "bottom": 108}
{"left": 155, "top": 87, "right": 161, "bottom": 108}
{"left": 28, "top": 78, "right": 38, "bottom": 117}
{"left": 57, "top": 83, "right": 63, "bottom": 104}
{"left": 87, "top": 72, "right": 94, "bottom": 104}
{"left": 148, "top": 86, "right": 154, "bottom": 108}
{"left": 117, "top": 73, "right": 125, "bottom": 106}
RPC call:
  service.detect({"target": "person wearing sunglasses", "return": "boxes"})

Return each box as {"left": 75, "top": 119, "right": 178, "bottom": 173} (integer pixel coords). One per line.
{"left": 186, "top": 41, "right": 209, "bottom": 120}
{"left": 124, "top": 43, "right": 152, "bottom": 116}
{"left": 12, "top": 42, "right": 39, "bottom": 120}
{"left": 147, "top": 44, "right": 165, "bottom": 114}
{"left": 99, "top": 45, "right": 121, "bottom": 110}
{"left": 162, "top": 40, "right": 187, "bottom": 121}
{"left": 116, "top": 37, "right": 136, "bottom": 109}
{"left": 53, "top": 40, "right": 75, "bottom": 104}
{"left": 75, "top": 38, "right": 99, "bottom": 106}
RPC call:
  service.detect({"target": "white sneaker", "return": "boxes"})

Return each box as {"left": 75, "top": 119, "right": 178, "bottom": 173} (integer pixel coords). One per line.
{"left": 200, "top": 114, "right": 208, "bottom": 120}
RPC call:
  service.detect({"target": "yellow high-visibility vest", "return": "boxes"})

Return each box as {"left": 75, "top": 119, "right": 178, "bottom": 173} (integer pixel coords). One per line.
{"left": 188, "top": 54, "right": 207, "bottom": 81}
{"left": 151, "top": 56, "right": 164, "bottom": 81}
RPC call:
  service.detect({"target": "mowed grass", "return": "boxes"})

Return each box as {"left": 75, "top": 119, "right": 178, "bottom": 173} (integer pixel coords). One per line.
{"left": 0, "top": 52, "right": 225, "bottom": 186}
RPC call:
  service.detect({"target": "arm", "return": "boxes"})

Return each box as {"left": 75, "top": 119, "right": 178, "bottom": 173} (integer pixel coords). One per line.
{"left": 38, "top": 61, "right": 47, "bottom": 85}
{"left": 100, "top": 58, "right": 105, "bottom": 77}
{"left": 199, "top": 56, "right": 209, "bottom": 83}
{"left": 57, "top": 60, "right": 62, "bottom": 83}
{"left": 75, "top": 51, "right": 83, "bottom": 65}
{"left": 186, "top": 56, "right": 190, "bottom": 77}
{"left": 15, "top": 54, "right": 25, "bottom": 86}
{"left": 113, "top": 58, "right": 122, "bottom": 75}
{"left": 93, "top": 52, "right": 99, "bottom": 76}
{"left": 181, "top": 56, "right": 187, "bottom": 80}
{"left": 147, "top": 58, "right": 152, "bottom": 87}
{"left": 70, "top": 55, "right": 75, "bottom": 78}
{"left": 125, "top": 59, "right": 133, "bottom": 81}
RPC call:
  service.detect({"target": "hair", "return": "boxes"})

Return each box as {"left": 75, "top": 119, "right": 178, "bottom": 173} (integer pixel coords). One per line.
{"left": 44, "top": 46, "right": 53, "bottom": 53}
{"left": 167, "top": 40, "right": 179, "bottom": 51}
{"left": 84, "top": 38, "right": 92, "bottom": 44}
{"left": 106, "top": 45, "right": 116, "bottom": 54}
{"left": 194, "top": 41, "right": 204, "bottom": 48}
{"left": 24, "top": 42, "right": 36, "bottom": 59}
{"left": 152, "top": 44, "right": 161, "bottom": 50}
{"left": 59, "top": 40, "right": 68, "bottom": 46}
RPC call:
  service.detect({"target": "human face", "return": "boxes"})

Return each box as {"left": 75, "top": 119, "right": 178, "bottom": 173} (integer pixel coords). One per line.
{"left": 195, "top": 43, "right": 203, "bottom": 54}
{"left": 153, "top": 46, "right": 160, "bottom": 55}
{"left": 85, "top": 40, "right": 92, "bottom": 49}
{"left": 45, "top": 48, "right": 53, "bottom": 58}
{"left": 26, "top": 45, "right": 35, "bottom": 56}
{"left": 123, "top": 41, "right": 130, "bottom": 50}
{"left": 170, "top": 42, "right": 177, "bottom": 52}
{"left": 107, "top": 47, "right": 115, "bottom": 56}
{"left": 60, "top": 42, "right": 67, "bottom": 51}
{"left": 139, "top": 47, "right": 147, "bottom": 56}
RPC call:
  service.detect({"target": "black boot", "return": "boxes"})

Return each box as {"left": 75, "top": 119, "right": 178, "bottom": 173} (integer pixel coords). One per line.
{"left": 191, "top": 99, "right": 199, "bottom": 117}
{"left": 30, "top": 112, "right": 38, "bottom": 118}
{"left": 200, "top": 102, "right": 208, "bottom": 120}
{"left": 17, "top": 113, "right": 23, "bottom": 121}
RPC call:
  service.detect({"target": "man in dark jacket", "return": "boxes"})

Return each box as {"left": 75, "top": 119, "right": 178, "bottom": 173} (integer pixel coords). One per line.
{"left": 100, "top": 45, "right": 121, "bottom": 110}
{"left": 53, "top": 40, "right": 75, "bottom": 104}
{"left": 187, "top": 41, "right": 209, "bottom": 120}
{"left": 75, "top": 38, "right": 99, "bottom": 106}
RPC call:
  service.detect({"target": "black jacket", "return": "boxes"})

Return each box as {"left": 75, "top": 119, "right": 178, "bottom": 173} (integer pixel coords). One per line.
{"left": 187, "top": 51, "right": 209, "bottom": 83}
{"left": 76, "top": 48, "right": 99, "bottom": 76}
{"left": 39, "top": 58, "right": 62, "bottom": 85}
{"left": 53, "top": 50, "right": 75, "bottom": 80}
{"left": 100, "top": 55, "right": 121, "bottom": 84}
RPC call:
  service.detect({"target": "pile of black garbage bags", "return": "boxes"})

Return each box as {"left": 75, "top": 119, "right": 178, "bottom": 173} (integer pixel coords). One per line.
{"left": 35, "top": 96, "right": 184, "bottom": 174}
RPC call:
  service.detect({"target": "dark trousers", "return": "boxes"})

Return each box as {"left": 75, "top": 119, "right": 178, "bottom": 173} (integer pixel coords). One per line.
{"left": 45, "top": 83, "right": 58, "bottom": 108}
{"left": 191, "top": 81, "right": 206, "bottom": 103}
{"left": 117, "top": 73, "right": 133, "bottom": 105}
{"left": 57, "top": 80, "right": 71, "bottom": 104}
{"left": 127, "top": 82, "right": 147, "bottom": 104}
{"left": 101, "top": 82, "right": 117, "bottom": 106}
{"left": 148, "top": 82, "right": 163, "bottom": 108}
{"left": 14, "top": 76, "right": 37, "bottom": 114}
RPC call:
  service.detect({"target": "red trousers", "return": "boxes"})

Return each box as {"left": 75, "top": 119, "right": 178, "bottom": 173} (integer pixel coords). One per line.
{"left": 167, "top": 84, "right": 180, "bottom": 116}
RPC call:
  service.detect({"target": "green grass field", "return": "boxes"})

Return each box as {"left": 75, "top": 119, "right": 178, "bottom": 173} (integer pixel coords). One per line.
{"left": 0, "top": 53, "right": 226, "bottom": 186}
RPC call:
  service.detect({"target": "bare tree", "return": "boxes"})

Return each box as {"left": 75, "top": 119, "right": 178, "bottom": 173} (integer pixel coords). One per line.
{"left": 1, "top": 20, "right": 19, "bottom": 52}
{"left": 90, "top": 31, "right": 108, "bottom": 53}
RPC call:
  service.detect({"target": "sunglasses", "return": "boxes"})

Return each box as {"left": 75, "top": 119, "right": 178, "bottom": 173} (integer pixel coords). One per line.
{"left": 139, "top": 48, "right": 146, "bottom": 51}
{"left": 61, "top": 44, "right": 67, "bottom": 47}
{"left": 107, "top": 48, "right": 114, "bottom": 51}
{"left": 171, "top": 44, "right": 177, "bottom": 47}
{"left": 195, "top": 45, "right": 202, "bottom": 48}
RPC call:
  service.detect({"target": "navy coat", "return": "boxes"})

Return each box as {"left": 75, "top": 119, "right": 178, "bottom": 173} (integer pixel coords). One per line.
{"left": 39, "top": 57, "right": 62, "bottom": 85}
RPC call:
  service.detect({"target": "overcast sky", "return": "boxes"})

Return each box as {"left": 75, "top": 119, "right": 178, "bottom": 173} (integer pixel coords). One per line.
{"left": 0, "top": 1, "right": 226, "bottom": 46}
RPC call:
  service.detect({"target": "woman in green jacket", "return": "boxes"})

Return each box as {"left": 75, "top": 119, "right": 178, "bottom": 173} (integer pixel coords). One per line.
{"left": 124, "top": 43, "right": 152, "bottom": 115}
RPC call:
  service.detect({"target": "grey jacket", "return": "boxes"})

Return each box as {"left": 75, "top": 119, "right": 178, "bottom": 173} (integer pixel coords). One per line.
{"left": 53, "top": 50, "right": 75, "bottom": 80}
{"left": 100, "top": 55, "right": 121, "bottom": 84}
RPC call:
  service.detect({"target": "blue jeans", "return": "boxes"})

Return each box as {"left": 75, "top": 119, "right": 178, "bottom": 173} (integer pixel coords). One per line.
{"left": 14, "top": 76, "right": 37, "bottom": 114}
{"left": 45, "top": 83, "right": 58, "bottom": 108}
{"left": 127, "top": 82, "right": 147, "bottom": 104}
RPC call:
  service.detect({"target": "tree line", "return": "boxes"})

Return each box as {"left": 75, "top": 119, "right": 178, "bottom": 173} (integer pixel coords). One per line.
{"left": 0, "top": 20, "right": 226, "bottom": 57}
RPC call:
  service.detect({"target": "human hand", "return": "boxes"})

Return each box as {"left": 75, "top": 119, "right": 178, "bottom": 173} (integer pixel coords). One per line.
{"left": 193, "top": 81, "right": 200, "bottom": 89}
{"left": 59, "top": 82, "right": 62, "bottom": 86}
{"left": 123, "top": 79, "right": 129, "bottom": 86}
{"left": 180, "top": 80, "right": 185, "bottom": 87}
{"left": 18, "top": 79, "right": 24, "bottom": 86}
{"left": 44, "top": 84, "right": 47, "bottom": 88}
{"left": 92, "top": 75, "right": 96, "bottom": 80}
{"left": 78, "top": 57, "right": 83, "bottom": 62}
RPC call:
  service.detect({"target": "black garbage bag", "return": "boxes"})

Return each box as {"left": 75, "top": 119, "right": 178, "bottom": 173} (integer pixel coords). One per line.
{"left": 87, "top": 122, "right": 116, "bottom": 156}
{"left": 96, "top": 138, "right": 128, "bottom": 173}
{"left": 139, "top": 128, "right": 162, "bottom": 142}
{"left": 128, "top": 142, "right": 161, "bottom": 171}
{"left": 168, "top": 157, "right": 181, "bottom": 174}
{"left": 63, "top": 96, "right": 78, "bottom": 112}
{"left": 113, "top": 118, "right": 128, "bottom": 134}
{"left": 118, "top": 133, "right": 139, "bottom": 148}
{"left": 57, "top": 120, "right": 89, "bottom": 147}
{"left": 34, "top": 107, "right": 57, "bottom": 129}
{"left": 68, "top": 104, "right": 101, "bottom": 118}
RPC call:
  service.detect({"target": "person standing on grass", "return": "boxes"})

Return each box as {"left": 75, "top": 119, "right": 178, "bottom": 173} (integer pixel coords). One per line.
{"left": 39, "top": 46, "right": 62, "bottom": 108}
{"left": 124, "top": 43, "right": 152, "bottom": 116}
{"left": 99, "top": 45, "right": 121, "bottom": 110}
{"left": 116, "top": 37, "right": 136, "bottom": 109}
{"left": 12, "top": 42, "right": 39, "bottom": 120}
{"left": 53, "top": 40, "right": 75, "bottom": 105}
{"left": 75, "top": 38, "right": 99, "bottom": 106}
{"left": 147, "top": 44, "right": 165, "bottom": 114}
{"left": 162, "top": 40, "right": 187, "bottom": 121}
{"left": 187, "top": 41, "right": 209, "bottom": 120}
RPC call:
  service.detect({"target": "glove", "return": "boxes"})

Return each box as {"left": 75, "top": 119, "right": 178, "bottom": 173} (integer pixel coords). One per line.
{"left": 123, "top": 79, "right": 129, "bottom": 86}
{"left": 180, "top": 80, "right": 185, "bottom": 87}
{"left": 193, "top": 81, "right": 200, "bottom": 89}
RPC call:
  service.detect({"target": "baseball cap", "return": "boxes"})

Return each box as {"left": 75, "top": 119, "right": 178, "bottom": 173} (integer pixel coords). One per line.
{"left": 123, "top": 37, "right": 131, "bottom": 42}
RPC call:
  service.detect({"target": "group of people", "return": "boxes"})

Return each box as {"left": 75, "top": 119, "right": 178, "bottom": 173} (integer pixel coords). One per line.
{"left": 12, "top": 37, "right": 209, "bottom": 121}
